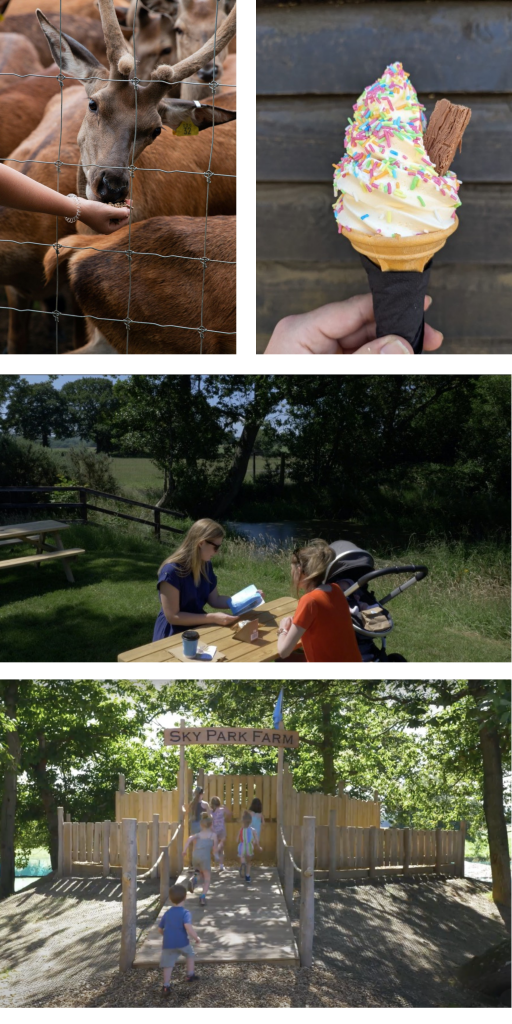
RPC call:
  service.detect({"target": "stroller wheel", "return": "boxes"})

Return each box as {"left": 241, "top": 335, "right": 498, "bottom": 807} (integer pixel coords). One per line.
{"left": 384, "top": 653, "right": 407, "bottom": 662}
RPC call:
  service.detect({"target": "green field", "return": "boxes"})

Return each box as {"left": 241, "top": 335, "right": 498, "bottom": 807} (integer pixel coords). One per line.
{"left": 0, "top": 526, "right": 509, "bottom": 663}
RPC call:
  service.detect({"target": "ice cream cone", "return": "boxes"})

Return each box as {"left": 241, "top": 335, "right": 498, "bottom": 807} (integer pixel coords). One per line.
{"left": 341, "top": 216, "right": 458, "bottom": 272}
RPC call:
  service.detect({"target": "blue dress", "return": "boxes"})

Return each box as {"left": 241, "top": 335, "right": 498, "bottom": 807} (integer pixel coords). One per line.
{"left": 152, "top": 561, "right": 218, "bottom": 641}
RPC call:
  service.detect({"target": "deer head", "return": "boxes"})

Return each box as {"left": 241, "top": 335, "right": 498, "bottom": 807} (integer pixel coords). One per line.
{"left": 36, "top": 0, "right": 236, "bottom": 204}
{"left": 175, "top": 0, "right": 228, "bottom": 99}
{"left": 125, "top": 0, "right": 178, "bottom": 80}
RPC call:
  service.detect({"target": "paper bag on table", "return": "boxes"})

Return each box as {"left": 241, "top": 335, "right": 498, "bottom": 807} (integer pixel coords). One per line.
{"left": 233, "top": 618, "right": 259, "bottom": 643}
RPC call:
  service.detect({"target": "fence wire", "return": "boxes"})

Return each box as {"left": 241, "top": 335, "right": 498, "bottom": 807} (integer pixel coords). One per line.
{"left": 0, "top": 0, "right": 236, "bottom": 353}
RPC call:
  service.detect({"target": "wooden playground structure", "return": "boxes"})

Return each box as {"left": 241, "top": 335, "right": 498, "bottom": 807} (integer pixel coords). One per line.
{"left": 57, "top": 733, "right": 466, "bottom": 972}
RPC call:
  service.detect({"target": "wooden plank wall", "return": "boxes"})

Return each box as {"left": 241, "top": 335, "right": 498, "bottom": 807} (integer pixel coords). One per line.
{"left": 256, "top": 0, "right": 512, "bottom": 352}
{"left": 292, "top": 824, "right": 462, "bottom": 874}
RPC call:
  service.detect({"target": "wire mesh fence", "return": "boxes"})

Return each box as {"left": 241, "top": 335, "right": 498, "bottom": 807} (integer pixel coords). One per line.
{"left": 0, "top": 0, "right": 236, "bottom": 353}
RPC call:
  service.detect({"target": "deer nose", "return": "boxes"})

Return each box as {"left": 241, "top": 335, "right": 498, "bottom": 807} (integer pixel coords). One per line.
{"left": 197, "top": 63, "right": 220, "bottom": 83}
{"left": 97, "top": 173, "right": 129, "bottom": 203}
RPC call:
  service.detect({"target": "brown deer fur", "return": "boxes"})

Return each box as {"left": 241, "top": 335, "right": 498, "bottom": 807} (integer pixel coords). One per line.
{"left": 0, "top": 15, "right": 112, "bottom": 67}
{"left": 5, "top": 0, "right": 103, "bottom": 20}
{"left": 0, "top": 32, "right": 43, "bottom": 93}
{"left": 43, "top": 215, "right": 235, "bottom": 353}
{"left": 0, "top": 64, "right": 77, "bottom": 160}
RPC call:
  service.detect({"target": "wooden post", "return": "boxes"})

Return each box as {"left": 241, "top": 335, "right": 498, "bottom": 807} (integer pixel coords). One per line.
{"left": 276, "top": 719, "right": 284, "bottom": 866}
{"left": 403, "top": 828, "right": 411, "bottom": 876}
{"left": 178, "top": 720, "right": 185, "bottom": 824}
{"left": 328, "top": 809, "right": 337, "bottom": 885}
{"left": 79, "top": 488, "right": 88, "bottom": 524}
{"left": 299, "top": 816, "right": 315, "bottom": 968}
{"left": 435, "top": 828, "right": 443, "bottom": 874}
{"left": 151, "top": 814, "right": 160, "bottom": 879}
{"left": 57, "top": 806, "right": 64, "bottom": 878}
{"left": 284, "top": 847, "right": 294, "bottom": 913}
{"left": 458, "top": 821, "right": 466, "bottom": 877}
{"left": 102, "top": 821, "right": 111, "bottom": 877}
{"left": 160, "top": 845, "right": 170, "bottom": 907}
{"left": 176, "top": 822, "right": 184, "bottom": 877}
{"left": 93, "top": 822, "right": 102, "bottom": 864}
{"left": 62, "top": 821, "right": 72, "bottom": 877}
{"left": 369, "top": 826, "right": 378, "bottom": 878}
{"left": 119, "top": 774, "right": 125, "bottom": 795}
{"left": 119, "top": 818, "right": 138, "bottom": 972}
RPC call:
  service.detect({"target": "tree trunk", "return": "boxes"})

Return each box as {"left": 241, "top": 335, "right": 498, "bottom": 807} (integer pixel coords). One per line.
{"left": 469, "top": 682, "right": 511, "bottom": 932}
{"left": 0, "top": 682, "right": 20, "bottom": 900}
{"left": 33, "top": 734, "right": 59, "bottom": 870}
{"left": 320, "top": 701, "right": 337, "bottom": 795}
{"left": 210, "top": 419, "right": 262, "bottom": 518}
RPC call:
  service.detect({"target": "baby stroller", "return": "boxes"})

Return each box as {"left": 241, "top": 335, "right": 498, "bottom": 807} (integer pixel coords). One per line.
{"left": 324, "top": 540, "right": 428, "bottom": 662}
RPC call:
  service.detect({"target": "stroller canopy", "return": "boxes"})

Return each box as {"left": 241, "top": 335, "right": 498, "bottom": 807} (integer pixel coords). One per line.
{"left": 324, "top": 540, "right": 374, "bottom": 585}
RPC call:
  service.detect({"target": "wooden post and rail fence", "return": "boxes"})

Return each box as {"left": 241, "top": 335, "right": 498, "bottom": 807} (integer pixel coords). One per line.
{"left": 0, "top": 486, "right": 186, "bottom": 542}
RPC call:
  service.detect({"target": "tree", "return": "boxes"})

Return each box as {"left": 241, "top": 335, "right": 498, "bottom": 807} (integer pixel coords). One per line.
{"left": 0, "top": 680, "right": 170, "bottom": 896}
{"left": 0, "top": 435, "right": 60, "bottom": 487}
{"left": 59, "top": 377, "right": 118, "bottom": 453}
{"left": 355, "top": 681, "right": 511, "bottom": 930}
{"left": 112, "top": 375, "right": 225, "bottom": 508}
{"left": 4, "top": 376, "right": 66, "bottom": 448}
{"left": 0, "top": 683, "right": 20, "bottom": 900}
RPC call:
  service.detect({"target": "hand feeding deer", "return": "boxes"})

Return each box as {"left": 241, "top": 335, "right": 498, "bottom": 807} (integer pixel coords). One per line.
{"left": 0, "top": 0, "right": 236, "bottom": 352}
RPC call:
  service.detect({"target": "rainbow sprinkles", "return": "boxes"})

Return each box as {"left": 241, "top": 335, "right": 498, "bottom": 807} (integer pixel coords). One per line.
{"left": 333, "top": 62, "right": 461, "bottom": 238}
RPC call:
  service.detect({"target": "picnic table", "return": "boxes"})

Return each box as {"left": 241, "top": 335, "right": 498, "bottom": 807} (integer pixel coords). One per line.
{"left": 0, "top": 520, "right": 85, "bottom": 583}
{"left": 118, "top": 595, "right": 298, "bottom": 662}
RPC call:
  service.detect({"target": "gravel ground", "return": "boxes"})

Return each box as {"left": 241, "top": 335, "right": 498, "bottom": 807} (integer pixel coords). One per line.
{"left": 0, "top": 875, "right": 507, "bottom": 1008}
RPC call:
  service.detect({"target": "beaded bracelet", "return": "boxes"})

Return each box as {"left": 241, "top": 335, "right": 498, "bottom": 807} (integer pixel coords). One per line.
{"left": 64, "top": 193, "right": 82, "bottom": 223}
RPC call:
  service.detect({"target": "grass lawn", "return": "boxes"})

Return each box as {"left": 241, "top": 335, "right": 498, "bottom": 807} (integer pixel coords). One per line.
{"left": 0, "top": 527, "right": 509, "bottom": 662}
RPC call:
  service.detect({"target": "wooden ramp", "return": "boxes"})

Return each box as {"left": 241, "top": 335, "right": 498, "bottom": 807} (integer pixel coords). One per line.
{"left": 134, "top": 867, "right": 299, "bottom": 966}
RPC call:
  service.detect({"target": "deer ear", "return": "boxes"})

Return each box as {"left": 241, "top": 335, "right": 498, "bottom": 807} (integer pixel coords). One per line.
{"left": 36, "top": 10, "right": 109, "bottom": 95}
{"left": 158, "top": 99, "right": 236, "bottom": 131}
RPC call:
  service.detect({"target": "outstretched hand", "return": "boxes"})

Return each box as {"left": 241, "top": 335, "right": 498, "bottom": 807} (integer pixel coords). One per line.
{"left": 264, "top": 294, "right": 443, "bottom": 354}
{"left": 79, "top": 198, "right": 131, "bottom": 234}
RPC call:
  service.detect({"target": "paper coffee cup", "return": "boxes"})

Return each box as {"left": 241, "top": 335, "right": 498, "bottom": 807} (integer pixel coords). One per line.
{"left": 182, "top": 630, "right": 200, "bottom": 657}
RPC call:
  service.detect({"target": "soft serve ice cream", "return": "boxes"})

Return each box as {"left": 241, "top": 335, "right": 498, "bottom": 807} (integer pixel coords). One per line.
{"left": 333, "top": 62, "right": 461, "bottom": 238}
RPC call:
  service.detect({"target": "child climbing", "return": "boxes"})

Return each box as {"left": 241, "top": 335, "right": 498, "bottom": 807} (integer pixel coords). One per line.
{"left": 183, "top": 812, "right": 218, "bottom": 906}
{"left": 158, "top": 883, "right": 201, "bottom": 995}
{"left": 248, "top": 797, "right": 265, "bottom": 844}
{"left": 237, "top": 810, "right": 262, "bottom": 883}
{"left": 210, "top": 795, "right": 232, "bottom": 872}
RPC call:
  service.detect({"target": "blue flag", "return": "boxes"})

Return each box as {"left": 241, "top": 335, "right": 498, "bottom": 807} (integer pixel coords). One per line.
{"left": 273, "top": 688, "right": 284, "bottom": 728}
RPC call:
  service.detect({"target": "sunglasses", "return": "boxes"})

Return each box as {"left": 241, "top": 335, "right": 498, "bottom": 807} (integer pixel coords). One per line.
{"left": 207, "top": 540, "right": 222, "bottom": 552}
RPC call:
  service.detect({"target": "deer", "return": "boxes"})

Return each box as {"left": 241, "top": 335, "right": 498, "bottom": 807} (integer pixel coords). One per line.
{"left": 4, "top": 0, "right": 105, "bottom": 19}
{"left": 175, "top": 0, "right": 230, "bottom": 100}
{"left": 43, "top": 213, "right": 235, "bottom": 352}
{"left": 0, "top": 2, "right": 236, "bottom": 351}
{"left": 0, "top": 31, "right": 44, "bottom": 94}
{"left": 125, "top": 0, "right": 178, "bottom": 82}
{"left": 35, "top": 0, "right": 236, "bottom": 212}
{"left": 0, "top": 14, "right": 114, "bottom": 67}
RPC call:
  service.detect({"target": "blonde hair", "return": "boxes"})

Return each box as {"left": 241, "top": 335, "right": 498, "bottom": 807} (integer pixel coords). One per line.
{"left": 210, "top": 796, "right": 221, "bottom": 810}
{"left": 291, "top": 539, "right": 334, "bottom": 595}
{"left": 242, "top": 810, "right": 252, "bottom": 826}
{"left": 200, "top": 813, "right": 212, "bottom": 829}
{"left": 159, "top": 518, "right": 225, "bottom": 586}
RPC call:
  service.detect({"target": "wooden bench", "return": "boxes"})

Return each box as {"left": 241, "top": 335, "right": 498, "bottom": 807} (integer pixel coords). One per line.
{"left": 0, "top": 548, "right": 85, "bottom": 577}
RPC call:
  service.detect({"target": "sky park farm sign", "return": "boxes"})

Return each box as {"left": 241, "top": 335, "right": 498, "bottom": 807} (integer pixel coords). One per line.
{"left": 164, "top": 727, "right": 300, "bottom": 749}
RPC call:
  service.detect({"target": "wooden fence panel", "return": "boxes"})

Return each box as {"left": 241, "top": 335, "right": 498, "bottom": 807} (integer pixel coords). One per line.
{"left": 137, "top": 822, "right": 148, "bottom": 868}
{"left": 110, "top": 822, "right": 120, "bottom": 866}
{"left": 72, "top": 822, "right": 79, "bottom": 861}
{"left": 316, "top": 825, "right": 329, "bottom": 869}
{"left": 262, "top": 774, "right": 271, "bottom": 820}
{"left": 78, "top": 822, "right": 86, "bottom": 862}
{"left": 86, "top": 822, "right": 94, "bottom": 862}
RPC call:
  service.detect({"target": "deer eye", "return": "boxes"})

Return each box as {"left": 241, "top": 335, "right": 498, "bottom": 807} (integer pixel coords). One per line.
{"left": 160, "top": 47, "right": 171, "bottom": 54}
{"left": 89, "top": 99, "right": 98, "bottom": 112}
{"left": 152, "top": 126, "right": 162, "bottom": 138}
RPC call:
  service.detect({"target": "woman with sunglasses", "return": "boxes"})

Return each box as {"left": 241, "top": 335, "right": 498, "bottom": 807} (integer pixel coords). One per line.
{"left": 153, "top": 518, "right": 256, "bottom": 641}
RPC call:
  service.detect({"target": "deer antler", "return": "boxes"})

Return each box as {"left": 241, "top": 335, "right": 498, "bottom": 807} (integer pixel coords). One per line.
{"left": 97, "top": 0, "right": 134, "bottom": 79}
{"left": 147, "top": 0, "right": 235, "bottom": 97}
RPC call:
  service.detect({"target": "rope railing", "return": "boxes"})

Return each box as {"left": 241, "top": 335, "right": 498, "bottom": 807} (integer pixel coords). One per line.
{"left": 277, "top": 817, "right": 315, "bottom": 968}
{"left": 0, "top": 0, "right": 236, "bottom": 353}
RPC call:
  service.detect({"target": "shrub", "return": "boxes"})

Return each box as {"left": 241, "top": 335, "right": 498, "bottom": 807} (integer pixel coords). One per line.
{"left": 0, "top": 434, "right": 60, "bottom": 487}
{"left": 67, "top": 445, "right": 119, "bottom": 493}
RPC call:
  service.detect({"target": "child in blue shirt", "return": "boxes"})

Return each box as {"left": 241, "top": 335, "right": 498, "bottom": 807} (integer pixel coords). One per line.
{"left": 158, "top": 883, "right": 200, "bottom": 995}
